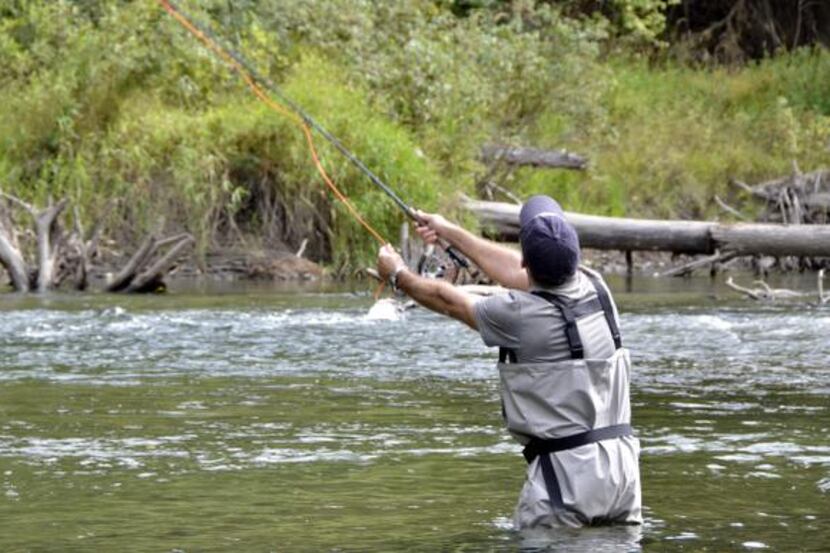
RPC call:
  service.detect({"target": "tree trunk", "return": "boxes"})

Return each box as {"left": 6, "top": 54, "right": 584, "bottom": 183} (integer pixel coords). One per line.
{"left": 710, "top": 224, "right": 830, "bottom": 258}
{"left": 34, "top": 198, "right": 69, "bottom": 292}
{"left": 106, "top": 235, "right": 158, "bottom": 292}
{"left": 464, "top": 198, "right": 830, "bottom": 258}
{"left": 107, "top": 233, "right": 194, "bottom": 293}
{"left": 0, "top": 224, "right": 29, "bottom": 291}
{"left": 126, "top": 234, "right": 194, "bottom": 293}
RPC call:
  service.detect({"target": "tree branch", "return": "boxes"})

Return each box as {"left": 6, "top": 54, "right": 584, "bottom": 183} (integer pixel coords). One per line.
{"left": 126, "top": 234, "right": 194, "bottom": 293}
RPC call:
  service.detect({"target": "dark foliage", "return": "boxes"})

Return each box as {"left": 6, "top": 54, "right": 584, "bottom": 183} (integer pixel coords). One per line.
{"left": 668, "top": 0, "right": 830, "bottom": 61}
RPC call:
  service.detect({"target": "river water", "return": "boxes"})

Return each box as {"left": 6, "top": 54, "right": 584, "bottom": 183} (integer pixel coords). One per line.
{"left": 0, "top": 276, "right": 828, "bottom": 552}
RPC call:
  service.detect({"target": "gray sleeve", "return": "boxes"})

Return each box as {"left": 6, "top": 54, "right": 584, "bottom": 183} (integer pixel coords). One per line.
{"left": 473, "top": 291, "right": 522, "bottom": 349}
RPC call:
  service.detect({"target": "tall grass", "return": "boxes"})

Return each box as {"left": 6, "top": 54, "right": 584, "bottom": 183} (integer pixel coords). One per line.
{"left": 509, "top": 50, "right": 830, "bottom": 219}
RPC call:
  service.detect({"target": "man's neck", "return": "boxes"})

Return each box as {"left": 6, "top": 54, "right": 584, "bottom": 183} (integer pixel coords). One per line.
{"left": 528, "top": 271, "right": 580, "bottom": 293}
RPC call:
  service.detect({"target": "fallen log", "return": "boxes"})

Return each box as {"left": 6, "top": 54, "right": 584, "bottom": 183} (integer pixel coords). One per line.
{"left": 464, "top": 198, "right": 830, "bottom": 258}
{"left": 709, "top": 224, "right": 830, "bottom": 257}
{"left": 128, "top": 234, "right": 194, "bottom": 292}
{"left": 465, "top": 198, "right": 713, "bottom": 253}
{"left": 480, "top": 145, "right": 588, "bottom": 170}
{"left": 106, "top": 235, "right": 157, "bottom": 292}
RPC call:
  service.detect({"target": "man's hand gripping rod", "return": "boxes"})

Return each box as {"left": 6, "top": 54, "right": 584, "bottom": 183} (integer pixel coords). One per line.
{"left": 403, "top": 207, "right": 470, "bottom": 270}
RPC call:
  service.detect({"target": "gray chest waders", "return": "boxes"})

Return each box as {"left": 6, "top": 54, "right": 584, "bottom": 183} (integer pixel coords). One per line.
{"left": 499, "top": 271, "right": 633, "bottom": 513}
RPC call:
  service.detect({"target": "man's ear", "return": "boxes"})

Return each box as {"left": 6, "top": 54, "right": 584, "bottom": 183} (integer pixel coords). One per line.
{"left": 520, "top": 257, "right": 527, "bottom": 268}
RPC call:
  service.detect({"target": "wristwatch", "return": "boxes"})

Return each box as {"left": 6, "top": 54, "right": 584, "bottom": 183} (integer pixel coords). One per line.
{"left": 389, "top": 266, "right": 408, "bottom": 291}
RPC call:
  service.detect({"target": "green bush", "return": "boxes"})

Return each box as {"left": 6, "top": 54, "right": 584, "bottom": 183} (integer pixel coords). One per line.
{"left": 0, "top": 0, "right": 602, "bottom": 269}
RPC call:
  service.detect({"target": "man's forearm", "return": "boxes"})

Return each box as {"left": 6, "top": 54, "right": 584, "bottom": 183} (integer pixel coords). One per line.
{"left": 440, "top": 224, "right": 529, "bottom": 290}
{"left": 396, "top": 270, "right": 477, "bottom": 329}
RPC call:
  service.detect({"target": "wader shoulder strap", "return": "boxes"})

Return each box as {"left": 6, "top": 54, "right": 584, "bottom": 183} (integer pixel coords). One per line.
{"left": 532, "top": 291, "right": 584, "bottom": 360}
{"left": 523, "top": 423, "right": 633, "bottom": 511}
{"left": 582, "top": 271, "right": 622, "bottom": 349}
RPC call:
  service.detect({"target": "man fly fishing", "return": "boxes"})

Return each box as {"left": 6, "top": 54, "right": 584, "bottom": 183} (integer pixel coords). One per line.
{"left": 157, "top": 0, "right": 641, "bottom": 532}
{"left": 377, "top": 195, "right": 642, "bottom": 531}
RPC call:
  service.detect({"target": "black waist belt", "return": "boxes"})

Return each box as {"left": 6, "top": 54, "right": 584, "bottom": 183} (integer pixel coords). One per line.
{"left": 523, "top": 423, "right": 633, "bottom": 512}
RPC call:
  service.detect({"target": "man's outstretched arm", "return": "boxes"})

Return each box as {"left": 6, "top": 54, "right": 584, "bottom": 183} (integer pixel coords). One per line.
{"left": 377, "top": 244, "right": 478, "bottom": 329}
{"left": 415, "top": 211, "right": 529, "bottom": 291}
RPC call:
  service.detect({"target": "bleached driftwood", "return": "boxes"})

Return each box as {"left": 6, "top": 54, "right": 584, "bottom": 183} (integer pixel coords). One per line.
{"left": 106, "top": 233, "right": 194, "bottom": 293}
{"left": 713, "top": 194, "right": 748, "bottom": 220}
{"left": 295, "top": 238, "right": 308, "bottom": 259}
{"left": 0, "top": 192, "right": 69, "bottom": 292}
{"left": 0, "top": 192, "right": 194, "bottom": 294}
{"left": 725, "top": 277, "right": 808, "bottom": 301}
{"left": 0, "top": 203, "right": 30, "bottom": 292}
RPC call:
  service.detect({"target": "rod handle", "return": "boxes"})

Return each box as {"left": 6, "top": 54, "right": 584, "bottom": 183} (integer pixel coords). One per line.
{"left": 443, "top": 243, "right": 470, "bottom": 269}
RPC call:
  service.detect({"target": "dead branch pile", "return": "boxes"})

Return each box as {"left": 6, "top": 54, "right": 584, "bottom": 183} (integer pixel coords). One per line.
{"left": 105, "top": 233, "right": 195, "bottom": 293}
{"left": 733, "top": 164, "right": 830, "bottom": 226}
{"left": 0, "top": 191, "right": 194, "bottom": 294}
{"left": 725, "top": 164, "right": 830, "bottom": 272}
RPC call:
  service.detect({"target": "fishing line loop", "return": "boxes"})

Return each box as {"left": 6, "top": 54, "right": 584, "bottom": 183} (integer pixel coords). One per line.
{"left": 158, "top": 0, "right": 387, "bottom": 245}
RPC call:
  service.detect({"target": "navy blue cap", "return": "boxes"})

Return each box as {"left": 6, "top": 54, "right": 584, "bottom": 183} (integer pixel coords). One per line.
{"left": 519, "top": 195, "right": 580, "bottom": 286}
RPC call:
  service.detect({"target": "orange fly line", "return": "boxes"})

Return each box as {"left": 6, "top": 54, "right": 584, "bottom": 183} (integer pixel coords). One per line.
{"left": 157, "top": 0, "right": 388, "bottom": 247}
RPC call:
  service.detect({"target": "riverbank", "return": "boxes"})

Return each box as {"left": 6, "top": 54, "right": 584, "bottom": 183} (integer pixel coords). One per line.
{"left": 79, "top": 238, "right": 822, "bottom": 292}
{"left": 2, "top": 2, "right": 828, "bottom": 274}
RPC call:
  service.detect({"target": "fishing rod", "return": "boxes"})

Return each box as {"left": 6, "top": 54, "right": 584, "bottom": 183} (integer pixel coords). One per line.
{"left": 158, "top": 0, "right": 469, "bottom": 269}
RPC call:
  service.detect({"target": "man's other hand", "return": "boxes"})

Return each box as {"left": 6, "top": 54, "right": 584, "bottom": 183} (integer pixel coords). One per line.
{"left": 414, "top": 210, "right": 452, "bottom": 245}
{"left": 377, "top": 244, "right": 406, "bottom": 282}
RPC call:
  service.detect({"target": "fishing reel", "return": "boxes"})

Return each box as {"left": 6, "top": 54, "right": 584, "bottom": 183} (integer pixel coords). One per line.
{"left": 416, "top": 244, "right": 462, "bottom": 284}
